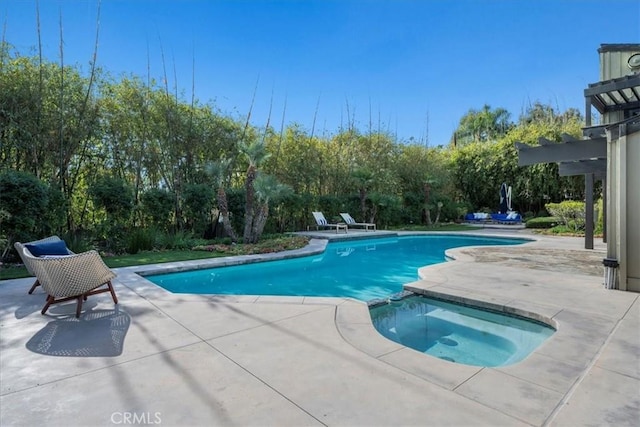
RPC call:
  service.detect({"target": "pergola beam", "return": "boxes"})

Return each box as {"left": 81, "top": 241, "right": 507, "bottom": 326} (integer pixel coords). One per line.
{"left": 584, "top": 74, "right": 640, "bottom": 114}
{"left": 584, "top": 74, "right": 640, "bottom": 97}
{"left": 516, "top": 138, "right": 607, "bottom": 166}
{"left": 558, "top": 159, "right": 606, "bottom": 176}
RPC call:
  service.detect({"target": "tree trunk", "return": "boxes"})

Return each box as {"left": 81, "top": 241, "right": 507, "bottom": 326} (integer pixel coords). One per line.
{"left": 423, "top": 183, "right": 432, "bottom": 225}
{"left": 251, "top": 203, "right": 269, "bottom": 244}
{"left": 243, "top": 165, "right": 257, "bottom": 243}
{"left": 359, "top": 187, "right": 367, "bottom": 220}
{"left": 217, "top": 187, "right": 237, "bottom": 242}
{"left": 434, "top": 202, "right": 442, "bottom": 224}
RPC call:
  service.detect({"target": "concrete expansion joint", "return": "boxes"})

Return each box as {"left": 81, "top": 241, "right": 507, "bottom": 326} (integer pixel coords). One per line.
{"left": 542, "top": 317, "right": 626, "bottom": 426}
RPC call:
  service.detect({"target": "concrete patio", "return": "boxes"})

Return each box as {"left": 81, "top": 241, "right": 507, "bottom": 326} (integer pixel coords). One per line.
{"left": 1, "top": 230, "right": 638, "bottom": 426}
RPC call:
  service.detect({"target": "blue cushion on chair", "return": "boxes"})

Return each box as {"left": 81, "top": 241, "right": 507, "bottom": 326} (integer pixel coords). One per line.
{"left": 25, "top": 240, "right": 69, "bottom": 257}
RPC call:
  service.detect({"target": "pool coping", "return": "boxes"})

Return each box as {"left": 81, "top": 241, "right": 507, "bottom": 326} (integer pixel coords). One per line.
{"left": 130, "top": 230, "right": 624, "bottom": 400}
{"left": 1, "top": 230, "right": 638, "bottom": 426}
{"left": 331, "top": 232, "right": 638, "bottom": 425}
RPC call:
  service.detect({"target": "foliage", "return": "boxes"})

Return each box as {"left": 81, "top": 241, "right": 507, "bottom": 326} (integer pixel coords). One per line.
{"left": 0, "top": 234, "right": 313, "bottom": 280}
{"left": 182, "top": 183, "right": 215, "bottom": 235}
{"left": 451, "top": 103, "right": 587, "bottom": 215}
{"left": 140, "top": 188, "right": 175, "bottom": 229}
{"left": 193, "top": 234, "right": 310, "bottom": 255}
{"left": 88, "top": 176, "right": 134, "bottom": 221}
{"left": 155, "top": 230, "right": 206, "bottom": 251}
{"left": 525, "top": 217, "right": 561, "bottom": 229}
{"left": 0, "top": 170, "right": 49, "bottom": 249}
{"left": 545, "top": 201, "right": 586, "bottom": 231}
{"left": 452, "top": 104, "right": 512, "bottom": 146}
{"left": 0, "top": 45, "right": 594, "bottom": 248}
{"left": 126, "top": 227, "right": 157, "bottom": 254}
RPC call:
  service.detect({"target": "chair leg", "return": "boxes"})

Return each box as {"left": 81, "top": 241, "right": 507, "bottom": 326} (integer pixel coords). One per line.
{"left": 28, "top": 279, "right": 40, "bottom": 294}
{"left": 106, "top": 281, "right": 118, "bottom": 304}
{"left": 75, "top": 296, "right": 83, "bottom": 318}
{"left": 41, "top": 295, "right": 54, "bottom": 315}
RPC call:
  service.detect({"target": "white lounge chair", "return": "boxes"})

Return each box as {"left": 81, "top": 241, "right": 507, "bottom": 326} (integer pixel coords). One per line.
{"left": 19, "top": 245, "right": 118, "bottom": 318}
{"left": 339, "top": 213, "right": 376, "bottom": 231}
{"left": 312, "top": 211, "right": 347, "bottom": 233}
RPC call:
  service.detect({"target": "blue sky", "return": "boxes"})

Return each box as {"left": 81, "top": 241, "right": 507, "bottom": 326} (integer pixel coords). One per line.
{"left": 2, "top": 0, "right": 639, "bottom": 146}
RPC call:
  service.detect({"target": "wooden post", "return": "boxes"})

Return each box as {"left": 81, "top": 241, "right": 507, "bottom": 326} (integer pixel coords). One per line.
{"left": 585, "top": 173, "right": 594, "bottom": 249}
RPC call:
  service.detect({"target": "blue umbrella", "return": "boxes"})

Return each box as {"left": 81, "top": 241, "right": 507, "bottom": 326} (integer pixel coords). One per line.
{"left": 499, "top": 183, "right": 508, "bottom": 213}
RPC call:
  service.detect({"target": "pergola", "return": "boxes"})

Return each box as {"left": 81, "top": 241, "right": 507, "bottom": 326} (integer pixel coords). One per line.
{"left": 516, "top": 72, "right": 640, "bottom": 250}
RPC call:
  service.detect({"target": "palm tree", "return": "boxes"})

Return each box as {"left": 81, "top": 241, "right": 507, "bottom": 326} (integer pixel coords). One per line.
{"left": 205, "top": 158, "right": 237, "bottom": 242}
{"left": 453, "top": 104, "right": 512, "bottom": 146}
{"left": 239, "top": 140, "right": 271, "bottom": 243}
{"left": 351, "top": 167, "right": 375, "bottom": 221}
{"left": 249, "top": 173, "right": 292, "bottom": 243}
{"left": 422, "top": 177, "right": 437, "bottom": 225}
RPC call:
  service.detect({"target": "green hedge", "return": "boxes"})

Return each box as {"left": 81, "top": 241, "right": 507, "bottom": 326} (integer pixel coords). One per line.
{"left": 525, "top": 216, "right": 561, "bottom": 229}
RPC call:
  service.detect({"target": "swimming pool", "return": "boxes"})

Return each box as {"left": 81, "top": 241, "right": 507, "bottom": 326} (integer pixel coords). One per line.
{"left": 370, "top": 295, "right": 555, "bottom": 366}
{"left": 147, "top": 234, "right": 526, "bottom": 300}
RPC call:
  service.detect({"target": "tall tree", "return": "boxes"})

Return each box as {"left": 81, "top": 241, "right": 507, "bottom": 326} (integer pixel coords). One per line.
{"left": 240, "top": 140, "right": 271, "bottom": 243}
{"left": 249, "top": 173, "right": 292, "bottom": 243}
{"left": 205, "top": 158, "right": 238, "bottom": 242}
{"left": 452, "top": 104, "right": 512, "bottom": 146}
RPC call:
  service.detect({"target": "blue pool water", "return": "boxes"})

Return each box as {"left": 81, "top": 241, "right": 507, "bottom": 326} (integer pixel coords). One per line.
{"left": 370, "top": 296, "right": 555, "bottom": 366}
{"left": 147, "top": 235, "right": 526, "bottom": 300}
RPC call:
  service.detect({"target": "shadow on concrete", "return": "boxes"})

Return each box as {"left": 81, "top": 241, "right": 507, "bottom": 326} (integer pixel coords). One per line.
{"left": 26, "top": 307, "right": 130, "bottom": 357}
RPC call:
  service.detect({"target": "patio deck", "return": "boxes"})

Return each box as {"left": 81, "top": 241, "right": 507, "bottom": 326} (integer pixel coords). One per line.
{"left": 1, "top": 230, "right": 638, "bottom": 426}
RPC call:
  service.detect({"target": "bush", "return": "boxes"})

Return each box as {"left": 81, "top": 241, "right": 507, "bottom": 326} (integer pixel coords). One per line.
{"left": 61, "top": 230, "right": 95, "bottom": 253}
{"left": 0, "top": 170, "right": 49, "bottom": 245}
{"left": 126, "top": 228, "right": 156, "bottom": 254}
{"left": 545, "top": 201, "right": 585, "bottom": 232}
{"left": 141, "top": 188, "right": 175, "bottom": 229}
{"left": 525, "top": 217, "right": 561, "bottom": 229}
{"left": 89, "top": 176, "right": 134, "bottom": 221}
{"left": 156, "top": 230, "right": 205, "bottom": 251}
{"left": 182, "top": 183, "right": 215, "bottom": 234}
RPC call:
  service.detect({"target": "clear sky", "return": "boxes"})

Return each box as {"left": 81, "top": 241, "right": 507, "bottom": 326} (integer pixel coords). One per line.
{"left": 2, "top": 0, "right": 639, "bottom": 146}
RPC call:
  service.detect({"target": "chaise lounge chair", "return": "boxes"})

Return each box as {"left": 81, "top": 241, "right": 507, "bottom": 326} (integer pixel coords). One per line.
{"left": 339, "top": 213, "right": 376, "bottom": 231}
{"left": 14, "top": 236, "right": 74, "bottom": 294}
{"left": 312, "top": 211, "right": 348, "bottom": 233}
{"left": 17, "top": 245, "right": 118, "bottom": 318}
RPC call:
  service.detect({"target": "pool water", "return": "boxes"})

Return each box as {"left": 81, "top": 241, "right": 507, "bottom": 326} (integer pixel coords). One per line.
{"left": 147, "top": 235, "right": 525, "bottom": 301}
{"left": 370, "top": 296, "right": 555, "bottom": 366}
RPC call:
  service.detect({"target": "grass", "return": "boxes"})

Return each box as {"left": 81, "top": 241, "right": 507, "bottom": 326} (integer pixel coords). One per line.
{"left": 0, "top": 235, "right": 311, "bottom": 281}
{"left": 0, "top": 250, "right": 227, "bottom": 281}
{"left": 0, "top": 227, "right": 473, "bottom": 281}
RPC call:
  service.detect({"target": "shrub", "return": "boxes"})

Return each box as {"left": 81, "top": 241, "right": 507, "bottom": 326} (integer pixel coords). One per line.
{"left": 525, "top": 217, "right": 561, "bottom": 229}
{"left": 61, "top": 230, "right": 95, "bottom": 253}
{"left": 126, "top": 228, "right": 156, "bottom": 254}
{"left": 140, "top": 188, "right": 175, "bottom": 229}
{"left": 0, "top": 170, "right": 49, "bottom": 244}
{"left": 156, "top": 230, "right": 205, "bottom": 250}
{"left": 89, "top": 176, "right": 134, "bottom": 221}
{"left": 545, "top": 201, "right": 585, "bottom": 232}
{"left": 182, "top": 183, "right": 215, "bottom": 234}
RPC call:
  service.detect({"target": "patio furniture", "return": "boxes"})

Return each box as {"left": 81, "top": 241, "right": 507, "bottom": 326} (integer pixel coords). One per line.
{"left": 18, "top": 245, "right": 118, "bottom": 318}
{"left": 491, "top": 212, "right": 522, "bottom": 224}
{"left": 14, "top": 236, "right": 74, "bottom": 294}
{"left": 464, "top": 212, "right": 492, "bottom": 223}
{"left": 339, "top": 213, "right": 376, "bottom": 231}
{"left": 312, "top": 211, "right": 348, "bottom": 233}
{"left": 464, "top": 212, "right": 522, "bottom": 225}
